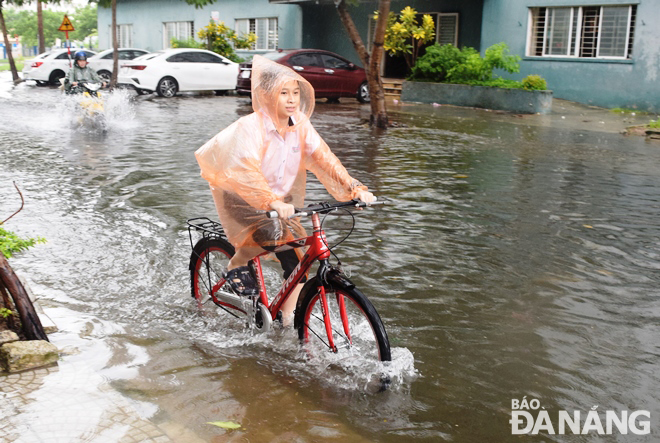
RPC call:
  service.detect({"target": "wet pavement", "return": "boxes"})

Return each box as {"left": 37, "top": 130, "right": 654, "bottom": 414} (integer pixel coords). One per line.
{"left": 2, "top": 70, "right": 660, "bottom": 442}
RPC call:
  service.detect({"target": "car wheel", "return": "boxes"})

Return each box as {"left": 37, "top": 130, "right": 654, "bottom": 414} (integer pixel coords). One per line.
{"left": 357, "top": 81, "right": 370, "bottom": 103}
{"left": 49, "top": 70, "right": 65, "bottom": 86}
{"left": 156, "top": 77, "right": 178, "bottom": 98}
{"left": 326, "top": 97, "right": 340, "bottom": 104}
{"left": 98, "top": 70, "right": 112, "bottom": 83}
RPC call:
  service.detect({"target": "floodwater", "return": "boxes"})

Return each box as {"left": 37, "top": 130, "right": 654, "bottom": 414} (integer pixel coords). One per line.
{"left": 2, "top": 77, "right": 660, "bottom": 442}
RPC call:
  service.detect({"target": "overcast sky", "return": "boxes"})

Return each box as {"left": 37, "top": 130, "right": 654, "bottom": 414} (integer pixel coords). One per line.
{"left": 13, "top": 0, "right": 89, "bottom": 14}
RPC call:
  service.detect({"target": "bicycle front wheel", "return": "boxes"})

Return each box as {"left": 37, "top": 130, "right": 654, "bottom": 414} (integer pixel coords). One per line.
{"left": 297, "top": 281, "right": 391, "bottom": 362}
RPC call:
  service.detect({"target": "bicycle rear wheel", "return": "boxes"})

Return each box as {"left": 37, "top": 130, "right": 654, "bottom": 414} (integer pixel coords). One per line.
{"left": 297, "top": 280, "right": 391, "bottom": 363}
{"left": 189, "top": 237, "right": 234, "bottom": 303}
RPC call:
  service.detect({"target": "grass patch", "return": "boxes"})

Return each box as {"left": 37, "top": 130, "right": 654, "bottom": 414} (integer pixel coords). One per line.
{"left": 0, "top": 60, "right": 25, "bottom": 72}
{"left": 610, "top": 107, "right": 649, "bottom": 115}
{"left": 649, "top": 119, "right": 660, "bottom": 129}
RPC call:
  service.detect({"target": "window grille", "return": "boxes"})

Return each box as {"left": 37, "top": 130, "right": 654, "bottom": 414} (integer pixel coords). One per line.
{"left": 235, "top": 18, "right": 278, "bottom": 50}
{"left": 110, "top": 24, "right": 133, "bottom": 48}
{"left": 163, "top": 21, "right": 194, "bottom": 48}
{"left": 437, "top": 13, "right": 459, "bottom": 46}
{"left": 528, "top": 5, "right": 636, "bottom": 59}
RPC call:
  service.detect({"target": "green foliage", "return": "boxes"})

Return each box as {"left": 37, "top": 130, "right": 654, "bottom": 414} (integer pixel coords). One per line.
{"left": 521, "top": 74, "right": 547, "bottom": 91}
{"left": 376, "top": 6, "right": 435, "bottom": 70}
{"left": 0, "top": 307, "right": 13, "bottom": 319}
{"left": 410, "top": 42, "right": 536, "bottom": 89}
{"left": 649, "top": 119, "right": 660, "bottom": 129}
{"left": 463, "top": 77, "right": 527, "bottom": 89}
{"left": 5, "top": 8, "right": 64, "bottom": 48}
{"left": 69, "top": 4, "right": 98, "bottom": 43}
{"left": 409, "top": 43, "right": 465, "bottom": 82}
{"left": 0, "top": 227, "right": 46, "bottom": 259}
{"left": 170, "top": 37, "right": 203, "bottom": 49}
{"left": 197, "top": 21, "right": 256, "bottom": 63}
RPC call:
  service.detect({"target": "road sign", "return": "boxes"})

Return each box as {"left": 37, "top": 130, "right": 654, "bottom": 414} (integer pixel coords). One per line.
{"left": 58, "top": 15, "right": 75, "bottom": 32}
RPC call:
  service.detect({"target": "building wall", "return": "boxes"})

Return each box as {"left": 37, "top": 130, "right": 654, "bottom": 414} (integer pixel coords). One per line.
{"left": 481, "top": 0, "right": 660, "bottom": 112}
{"left": 97, "top": 0, "right": 302, "bottom": 58}
{"left": 300, "top": 0, "right": 484, "bottom": 67}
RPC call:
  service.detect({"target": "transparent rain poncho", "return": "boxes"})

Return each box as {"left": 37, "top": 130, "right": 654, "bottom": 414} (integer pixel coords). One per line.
{"left": 195, "top": 55, "right": 368, "bottom": 249}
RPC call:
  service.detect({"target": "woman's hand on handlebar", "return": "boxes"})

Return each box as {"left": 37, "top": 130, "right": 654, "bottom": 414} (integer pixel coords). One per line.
{"left": 355, "top": 190, "right": 377, "bottom": 205}
{"left": 270, "top": 200, "right": 295, "bottom": 219}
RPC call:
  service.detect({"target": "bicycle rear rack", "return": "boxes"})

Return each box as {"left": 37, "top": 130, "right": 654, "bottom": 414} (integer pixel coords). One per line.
{"left": 186, "top": 217, "right": 227, "bottom": 248}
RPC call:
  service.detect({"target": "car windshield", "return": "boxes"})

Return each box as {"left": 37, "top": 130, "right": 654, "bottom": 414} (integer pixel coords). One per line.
{"left": 261, "top": 52, "right": 288, "bottom": 61}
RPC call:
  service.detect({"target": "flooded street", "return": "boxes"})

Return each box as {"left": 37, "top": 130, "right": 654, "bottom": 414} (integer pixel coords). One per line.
{"left": 2, "top": 77, "right": 660, "bottom": 442}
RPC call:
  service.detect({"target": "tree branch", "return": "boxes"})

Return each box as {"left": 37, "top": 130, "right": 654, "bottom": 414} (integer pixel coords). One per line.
{"left": 1, "top": 182, "right": 25, "bottom": 225}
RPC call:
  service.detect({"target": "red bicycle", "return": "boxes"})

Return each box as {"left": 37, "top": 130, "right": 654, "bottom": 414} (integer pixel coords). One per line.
{"left": 187, "top": 200, "right": 391, "bottom": 363}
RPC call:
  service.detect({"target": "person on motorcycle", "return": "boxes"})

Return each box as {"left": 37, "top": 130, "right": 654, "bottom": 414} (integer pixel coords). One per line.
{"left": 64, "top": 50, "right": 106, "bottom": 94}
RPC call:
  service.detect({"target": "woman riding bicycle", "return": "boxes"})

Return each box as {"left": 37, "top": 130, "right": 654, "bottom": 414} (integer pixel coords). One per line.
{"left": 195, "top": 55, "right": 375, "bottom": 325}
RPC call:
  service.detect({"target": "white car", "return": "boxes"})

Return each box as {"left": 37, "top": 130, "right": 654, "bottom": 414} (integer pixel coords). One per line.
{"left": 87, "top": 48, "right": 149, "bottom": 83}
{"left": 118, "top": 48, "right": 238, "bottom": 97}
{"left": 22, "top": 48, "right": 97, "bottom": 85}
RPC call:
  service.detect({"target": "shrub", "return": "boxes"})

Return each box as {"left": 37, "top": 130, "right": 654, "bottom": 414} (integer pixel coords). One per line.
{"left": 649, "top": 119, "right": 660, "bottom": 129}
{"left": 410, "top": 42, "right": 521, "bottom": 84}
{"left": 197, "top": 21, "right": 256, "bottom": 63}
{"left": 522, "top": 74, "right": 547, "bottom": 90}
{"left": 409, "top": 43, "right": 465, "bottom": 82}
{"left": 170, "top": 37, "right": 203, "bottom": 49}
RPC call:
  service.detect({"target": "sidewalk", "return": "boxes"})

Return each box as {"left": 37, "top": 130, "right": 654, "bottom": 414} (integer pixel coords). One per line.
{"left": 390, "top": 95, "right": 658, "bottom": 136}
{"left": 0, "top": 281, "right": 184, "bottom": 443}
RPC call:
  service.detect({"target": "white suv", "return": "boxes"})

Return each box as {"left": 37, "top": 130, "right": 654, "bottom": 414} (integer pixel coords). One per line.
{"left": 87, "top": 48, "right": 149, "bottom": 83}
{"left": 22, "top": 48, "right": 97, "bottom": 85}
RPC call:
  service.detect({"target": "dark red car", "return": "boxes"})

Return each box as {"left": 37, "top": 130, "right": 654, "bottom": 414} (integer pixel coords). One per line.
{"left": 236, "top": 49, "right": 370, "bottom": 103}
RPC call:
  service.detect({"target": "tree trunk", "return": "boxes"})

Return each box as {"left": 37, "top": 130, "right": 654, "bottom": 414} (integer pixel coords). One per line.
{"left": 336, "top": 0, "right": 390, "bottom": 129}
{"left": 368, "top": 0, "right": 390, "bottom": 128}
{"left": 37, "top": 1, "right": 45, "bottom": 54}
{"left": 0, "top": 281, "right": 17, "bottom": 331}
{"left": 0, "top": 3, "right": 20, "bottom": 84}
{"left": 110, "top": 0, "right": 118, "bottom": 89}
{"left": 0, "top": 255, "right": 48, "bottom": 341}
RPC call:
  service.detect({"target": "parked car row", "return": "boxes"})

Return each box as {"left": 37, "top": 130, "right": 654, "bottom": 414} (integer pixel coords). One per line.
{"left": 21, "top": 47, "right": 370, "bottom": 102}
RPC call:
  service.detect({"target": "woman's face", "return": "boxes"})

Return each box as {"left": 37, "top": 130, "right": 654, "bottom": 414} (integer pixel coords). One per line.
{"left": 276, "top": 80, "right": 300, "bottom": 124}
{"left": 76, "top": 60, "right": 87, "bottom": 68}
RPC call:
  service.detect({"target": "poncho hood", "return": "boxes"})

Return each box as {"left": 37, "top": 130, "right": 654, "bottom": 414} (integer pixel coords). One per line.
{"left": 250, "top": 55, "right": 315, "bottom": 132}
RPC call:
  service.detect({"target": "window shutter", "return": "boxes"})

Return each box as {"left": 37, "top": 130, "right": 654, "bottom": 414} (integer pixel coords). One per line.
{"left": 437, "top": 13, "right": 458, "bottom": 46}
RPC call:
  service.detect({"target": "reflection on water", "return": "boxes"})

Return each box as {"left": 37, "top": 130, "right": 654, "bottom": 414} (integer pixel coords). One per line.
{"left": 2, "top": 81, "right": 660, "bottom": 442}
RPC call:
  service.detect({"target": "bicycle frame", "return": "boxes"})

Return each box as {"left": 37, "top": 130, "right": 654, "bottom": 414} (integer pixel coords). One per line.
{"left": 205, "top": 211, "right": 346, "bottom": 350}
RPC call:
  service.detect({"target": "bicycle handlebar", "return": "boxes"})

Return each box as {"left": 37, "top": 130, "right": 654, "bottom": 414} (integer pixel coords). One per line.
{"left": 265, "top": 199, "right": 386, "bottom": 219}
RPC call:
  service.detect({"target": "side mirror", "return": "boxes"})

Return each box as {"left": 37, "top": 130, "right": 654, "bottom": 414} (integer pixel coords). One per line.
{"left": 348, "top": 63, "right": 356, "bottom": 70}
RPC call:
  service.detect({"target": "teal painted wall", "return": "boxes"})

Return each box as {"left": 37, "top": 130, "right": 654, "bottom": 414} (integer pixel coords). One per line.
{"left": 300, "top": 0, "right": 484, "bottom": 67}
{"left": 97, "top": 0, "right": 302, "bottom": 57}
{"left": 481, "top": 0, "right": 660, "bottom": 112}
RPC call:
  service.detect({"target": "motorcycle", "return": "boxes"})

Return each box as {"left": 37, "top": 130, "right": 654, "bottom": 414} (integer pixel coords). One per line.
{"left": 67, "top": 82, "right": 107, "bottom": 131}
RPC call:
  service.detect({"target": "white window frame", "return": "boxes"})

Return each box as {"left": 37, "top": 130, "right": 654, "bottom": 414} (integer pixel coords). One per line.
{"left": 527, "top": 5, "right": 635, "bottom": 60}
{"left": 235, "top": 17, "right": 278, "bottom": 51}
{"left": 109, "top": 24, "right": 133, "bottom": 48}
{"left": 163, "top": 21, "right": 194, "bottom": 49}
